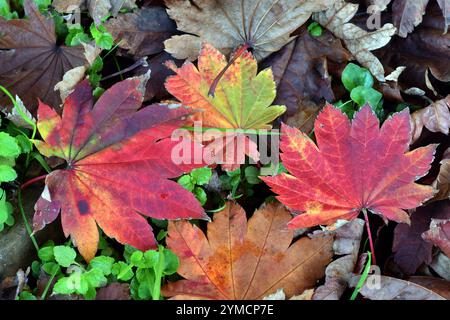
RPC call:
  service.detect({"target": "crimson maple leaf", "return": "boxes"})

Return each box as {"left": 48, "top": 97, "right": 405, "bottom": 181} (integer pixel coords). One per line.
{"left": 262, "top": 104, "right": 437, "bottom": 229}
{"left": 32, "top": 76, "right": 208, "bottom": 261}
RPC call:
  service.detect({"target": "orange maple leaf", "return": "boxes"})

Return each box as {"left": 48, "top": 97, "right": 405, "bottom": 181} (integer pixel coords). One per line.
{"left": 162, "top": 202, "right": 333, "bottom": 300}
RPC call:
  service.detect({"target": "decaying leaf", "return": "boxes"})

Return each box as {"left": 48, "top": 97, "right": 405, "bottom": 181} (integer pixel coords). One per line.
{"left": 165, "top": 43, "right": 286, "bottom": 170}
{"left": 262, "top": 28, "right": 351, "bottom": 117}
{"left": 313, "top": 0, "right": 396, "bottom": 81}
{"left": 313, "top": 219, "right": 365, "bottom": 300}
{"left": 429, "top": 252, "right": 450, "bottom": 280}
{"left": 3, "top": 95, "right": 36, "bottom": 129}
{"left": 393, "top": 201, "right": 450, "bottom": 275}
{"left": 162, "top": 202, "right": 333, "bottom": 300}
{"left": 392, "top": 0, "right": 429, "bottom": 37}
{"left": 0, "top": 0, "right": 86, "bottom": 113}
{"left": 164, "top": 0, "right": 334, "bottom": 61}
{"left": 433, "top": 148, "right": 450, "bottom": 201}
{"left": 422, "top": 219, "right": 450, "bottom": 257}
{"left": 356, "top": 275, "right": 446, "bottom": 300}
{"left": 32, "top": 75, "right": 208, "bottom": 261}
{"left": 52, "top": 0, "right": 137, "bottom": 25}
{"left": 105, "top": 6, "right": 177, "bottom": 58}
{"left": 376, "top": 9, "right": 450, "bottom": 90}
{"left": 407, "top": 276, "right": 450, "bottom": 300}
{"left": 411, "top": 95, "right": 450, "bottom": 143}
{"left": 54, "top": 43, "right": 102, "bottom": 102}
{"left": 262, "top": 104, "right": 437, "bottom": 229}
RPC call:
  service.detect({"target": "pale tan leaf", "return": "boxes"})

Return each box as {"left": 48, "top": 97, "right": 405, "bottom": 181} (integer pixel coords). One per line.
{"left": 313, "top": 0, "right": 396, "bottom": 81}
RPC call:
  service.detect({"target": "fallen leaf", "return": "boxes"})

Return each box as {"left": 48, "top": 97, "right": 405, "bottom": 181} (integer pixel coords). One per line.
{"left": 422, "top": 219, "right": 450, "bottom": 257}
{"left": 313, "top": 0, "right": 396, "bottom": 81}
{"left": 313, "top": 219, "right": 365, "bottom": 300}
{"left": 407, "top": 276, "right": 450, "bottom": 299}
{"left": 96, "top": 283, "right": 131, "bottom": 300}
{"left": 3, "top": 95, "right": 36, "bottom": 129}
{"left": 0, "top": 0, "right": 86, "bottom": 113}
{"left": 393, "top": 201, "right": 450, "bottom": 275}
{"left": 375, "top": 9, "right": 450, "bottom": 90}
{"left": 32, "top": 75, "right": 208, "bottom": 261}
{"left": 165, "top": 43, "right": 286, "bottom": 170}
{"left": 411, "top": 95, "right": 450, "bottom": 143}
{"left": 52, "top": 0, "right": 137, "bottom": 25}
{"left": 262, "top": 104, "right": 437, "bottom": 229}
{"left": 162, "top": 202, "right": 333, "bottom": 300}
{"left": 261, "top": 28, "right": 351, "bottom": 117}
{"left": 433, "top": 148, "right": 450, "bottom": 201}
{"left": 356, "top": 275, "right": 446, "bottom": 300}
{"left": 429, "top": 252, "right": 450, "bottom": 280}
{"left": 392, "top": 0, "right": 429, "bottom": 37}
{"left": 105, "top": 6, "right": 177, "bottom": 58}
{"left": 164, "top": 0, "right": 334, "bottom": 61}
{"left": 54, "top": 42, "right": 102, "bottom": 102}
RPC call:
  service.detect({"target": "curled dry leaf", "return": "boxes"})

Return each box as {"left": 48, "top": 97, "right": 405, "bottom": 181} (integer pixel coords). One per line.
{"left": 162, "top": 202, "right": 334, "bottom": 300}
{"left": 105, "top": 6, "right": 177, "bottom": 58}
{"left": 393, "top": 201, "right": 450, "bottom": 275}
{"left": 356, "top": 275, "right": 446, "bottom": 300}
{"left": 0, "top": 0, "right": 86, "bottom": 114}
{"left": 433, "top": 148, "right": 450, "bottom": 201}
{"left": 392, "top": 0, "right": 429, "bottom": 37}
{"left": 32, "top": 75, "right": 208, "bottom": 261}
{"left": 313, "top": 219, "right": 365, "bottom": 300}
{"left": 164, "top": 0, "right": 334, "bottom": 61}
{"left": 411, "top": 95, "right": 450, "bottom": 143}
{"left": 422, "top": 219, "right": 450, "bottom": 257}
{"left": 388, "top": 0, "right": 450, "bottom": 36}
{"left": 165, "top": 43, "right": 286, "bottom": 170}
{"left": 262, "top": 104, "right": 437, "bottom": 229}
{"left": 313, "top": 0, "right": 396, "bottom": 81}
{"left": 376, "top": 8, "right": 450, "bottom": 91}
{"left": 262, "top": 28, "right": 351, "bottom": 117}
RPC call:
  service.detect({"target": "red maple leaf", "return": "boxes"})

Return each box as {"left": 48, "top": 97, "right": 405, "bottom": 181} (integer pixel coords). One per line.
{"left": 32, "top": 76, "right": 208, "bottom": 261}
{"left": 262, "top": 104, "right": 437, "bottom": 229}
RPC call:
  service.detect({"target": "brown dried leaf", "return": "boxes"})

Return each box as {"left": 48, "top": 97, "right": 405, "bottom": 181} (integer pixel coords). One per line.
{"left": 422, "top": 219, "right": 450, "bottom": 257}
{"left": 393, "top": 201, "right": 450, "bottom": 275}
{"left": 313, "top": 219, "right": 365, "bottom": 300}
{"left": 164, "top": 0, "right": 334, "bottom": 61}
{"left": 357, "top": 275, "right": 446, "bottom": 300}
{"left": 0, "top": 0, "right": 86, "bottom": 114}
{"left": 433, "top": 148, "right": 450, "bottom": 201}
{"left": 407, "top": 276, "right": 450, "bottom": 300}
{"left": 392, "top": 0, "right": 430, "bottom": 37}
{"left": 313, "top": 0, "right": 396, "bottom": 81}
{"left": 105, "top": 6, "right": 177, "bottom": 58}
{"left": 262, "top": 29, "right": 351, "bottom": 118}
{"left": 411, "top": 95, "right": 450, "bottom": 143}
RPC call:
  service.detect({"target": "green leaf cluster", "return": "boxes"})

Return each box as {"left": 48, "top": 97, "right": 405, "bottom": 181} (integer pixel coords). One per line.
{"left": 177, "top": 167, "right": 212, "bottom": 205}
{"left": 337, "top": 63, "right": 384, "bottom": 119}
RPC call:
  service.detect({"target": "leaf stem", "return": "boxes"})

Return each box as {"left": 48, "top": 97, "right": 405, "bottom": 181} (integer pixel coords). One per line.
{"left": 362, "top": 208, "right": 377, "bottom": 265}
{"left": 152, "top": 245, "right": 165, "bottom": 300}
{"left": 17, "top": 189, "right": 39, "bottom": 252}
{"left": 208, "top": 43, "right": 250, "bottom": 97}
{"left": 21, "top": 174, "right": 48, "bottom": 190}
{"left": 40, "top": 266, "right": 58, "bottom": 300}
